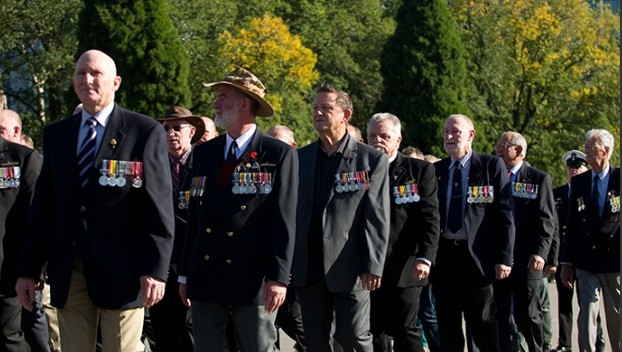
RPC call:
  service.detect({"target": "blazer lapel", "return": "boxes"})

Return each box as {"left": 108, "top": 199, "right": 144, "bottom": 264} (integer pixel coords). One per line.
{"left": 325, "top": 136, "right": 358, "bottom": 206}
{"left": 95, "top": 104, "right": 127, "bottom": 163}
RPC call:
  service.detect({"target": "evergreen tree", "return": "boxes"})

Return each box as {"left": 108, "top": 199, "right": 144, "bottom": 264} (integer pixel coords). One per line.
{"left": 77, "top": 0, "right": 190, "bottom": 117}
{"left": 378, "top": 0, "right": 469, "bottom": 156}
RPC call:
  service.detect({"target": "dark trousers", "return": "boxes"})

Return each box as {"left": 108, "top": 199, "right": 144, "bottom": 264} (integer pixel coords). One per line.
{"left": 371, "top": 285, "right": 424, "bottom": 352}
{"left": 21, "top": 290, "right": 50, "bottom": 352}
{"left": 418, "top": 286, "right": 440, "bottom": 352}
{"left": 276, "top": 289, "right": 306, "bottom": 352}
{"left": 432, "top": 239, "right": 500, "bottom": 352}
{"left": 0, "top": 294, "right": 30, "bottom": 352}
{"left": 494, "top": 275, "right": 543, "bottom": 352}
{"left": 148, "top": 269, "right": 193, "bottom": 352}
{"left": 554, "top": 269, "right": 573, "bottom": 348}
{"left": 297, "top": 282, "right": 373, "bottom": 352}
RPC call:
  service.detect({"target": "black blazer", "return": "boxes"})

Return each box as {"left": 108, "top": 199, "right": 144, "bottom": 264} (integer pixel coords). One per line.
{"left": 434, "top": 152, "right": 516, "bottom": 281}
{"left": 561, "top": 166, "right": 620, "bottom": 273}
{"left": 0, "top": 137, "right": 41, "bottom": 295}
{"left": 550, "top": 184, "right": 571, "bottom": 266}
{"left": 19, "top": 104, "right": 175, "bottom": 309}
{"left": 170, "top": 149, "right": 194, "bottom": 269}
{"left": 384, "top": 153, "right": 440, "bottom": 287}
{"left": 180, "top": 130, "right": 298, "bottom": 305}
{"left": 510, "top": 164, "right": 556, "bottom": 279}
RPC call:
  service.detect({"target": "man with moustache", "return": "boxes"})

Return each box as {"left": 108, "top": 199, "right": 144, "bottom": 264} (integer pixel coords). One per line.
{"left": 366, "top": 113, "right": 440, "bottom": 352}
{"left": 15, "top": 49, "right": 174, "bottom": 352}
{"left": 432, "top": 114, "right": 515, "bottom": 352}
{"left": 561, "top": 129, "right": 620, "bottom": 352}
{"left": 494, "top": 131, "right": 555, "bottom": 352}
{"left": 291, "top": 84, "right": 390, "bottom": 352}
{"left": 178, "top": 67, "right": 298, "bottom": 352}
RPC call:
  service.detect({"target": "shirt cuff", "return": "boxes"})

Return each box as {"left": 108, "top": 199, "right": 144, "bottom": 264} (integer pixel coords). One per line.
{"left": 177, "top": 275, "right": 187, "bottom": 284}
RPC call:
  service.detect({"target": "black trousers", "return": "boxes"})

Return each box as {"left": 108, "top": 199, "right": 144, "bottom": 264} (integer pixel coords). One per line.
{"left": 432, "top": 239, "right": 500, "bottom": 352}
{"left": 0, "top": 294, "right": 30, "bottom": 352}
{"left": 494, "top": 274, "right": 543, "bottom": 352}
{"left": 370, "top": 284, "right": 424, "bottom": 352}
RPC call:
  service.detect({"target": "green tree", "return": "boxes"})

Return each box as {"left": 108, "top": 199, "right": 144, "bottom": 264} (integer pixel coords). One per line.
{"left": 0, "top": 0, "right": 82, "bottom": 145}
{"left": 77, "top": 0, "right": 190, "bottom": 118}
{"left": 450, "top": 0, "right": 620, "bottom": 185}
{"left": 378, "top": 0, "right": 469, "bottom": 156}
{"left": 278, "top": 0, "right": 394, "bottom": 137}
{"left": 217, "top": 14, "right": 320, "bottom": 144}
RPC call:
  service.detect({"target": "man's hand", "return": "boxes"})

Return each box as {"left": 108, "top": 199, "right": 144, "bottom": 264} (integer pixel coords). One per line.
{"left": 560, "top": 264, "right": 574, "bottom": 289}
{"left": 179, "top": 283, "right": 191, "bottom": 308}
{"left": 411, "top": 260, "right": 431, "bottom": 281}
{"left": 544, "top": 264, "right": 557, "bottom": 277}
{"left": 15, "top": 277, "right": 37, "bottom": 311}
{"left": 360, "top": 273, "right": 382, "bottom": 291}
{"left": 140, "top": 275, "right": 165, "bottom": 308}
{"left": 528, "top": 254, "right": 545, "bottom": 272}
{"left": 263, "top": 280, "right": 287, "bottom": 313}
{"left": 495, "top": 264, "right": 512, "bottom": 280}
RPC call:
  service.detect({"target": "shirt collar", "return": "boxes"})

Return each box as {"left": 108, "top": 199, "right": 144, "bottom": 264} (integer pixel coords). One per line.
{"left": 226, "top": 124, "right": 257, "bottom": 156}
{"left": 593, "top": 164, "right": 610, "bottom": 180}
{"left": 507, "top": 161, "right": 524, "bottom": 175}
{"left": 317, "top": 132, "right": 350, "bottom": 156}
{"left": 170, "top": 147, "right": 192, "bottom": 166}
{"left": 449, "top": 151, "right": 472, "bottom": 170}
{"left": 81, "top": 101, "right": 114, "bottom": 128}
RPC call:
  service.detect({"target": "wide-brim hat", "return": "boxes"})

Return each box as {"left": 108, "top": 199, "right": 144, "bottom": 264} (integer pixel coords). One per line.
{"left": 562, "top": 149, "right": 588, "bottom": 168}
{"left": 203, "top": 67, "right": 274, "bottom": 117}
{"left": 157, "top": 106, "right": 206, "bottom": 144}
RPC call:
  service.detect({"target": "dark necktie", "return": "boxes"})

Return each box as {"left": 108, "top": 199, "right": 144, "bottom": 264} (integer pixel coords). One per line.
{"left": 447, "top": 162, "right": 463, "bottom": 233}
{"left": 77, "top": 117, "right": 97, "bottom": 188}
{"left": 592, "top": 175, "right": 601, "bottom": 219}
{"left": 171, "top": 159, "right": 181, "bottom": 195}
{"left": 227, "top": 141, "right": 238, "bottom": 163}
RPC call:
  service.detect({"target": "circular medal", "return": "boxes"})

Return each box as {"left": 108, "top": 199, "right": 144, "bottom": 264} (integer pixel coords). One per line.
{"left": 99, "top": 176, "right": 108, "bottom": 186}
{"left": 406, "top": 195, "right": 414, "bottom": 203}
{"left": 178, "top": 202, "right": 186, "bottom": 210}
{"left": 107, "top": 177, "right": 117, "bottom": 187}
{"left": 232, "top": 185, "right": 239, "bottom": 194}
{"left": 249, "top": 185, "right": 257, "bottom": 194}
{"left": 467, "top": 196, "right": 474, "bottom": 204}
{"left": 413, "top": 194, "right": 420, "bottom": 202}
{"left": 132, "top": 178, "right": 143, "bottom": 188}
{"left": 357, "top": 183, "right": 364, "bottom": 191}
{"left": 336, "top": 185, "right": 343, "bottom": 193}
{"left": 395, "top": 197, "right": 402, "bottom": 205}
{"left": 116, "top": 177, "right": 127, "bottom": 187}
{"left": 349, "top": 183, "right": 357, "bottom": 192}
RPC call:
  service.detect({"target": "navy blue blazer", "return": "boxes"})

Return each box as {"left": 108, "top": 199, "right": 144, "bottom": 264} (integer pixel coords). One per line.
{"left": 19, "top": 104, "right": 175, "bottom": 309}
{"left": 179, "top": 130, "right": 298, "bottom": 305}
{"left": 0, "top": 137, "right": 41, "bottom": 295}
{"left": 561, "top": 166, "right": 619, "bottom": 273}
{"left": 434, "top": 152, "right": 515, "bottom": 281}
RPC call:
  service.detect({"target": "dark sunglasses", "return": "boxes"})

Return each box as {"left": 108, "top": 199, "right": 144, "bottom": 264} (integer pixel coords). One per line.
{"left": 163, "top": 124, "right": 191, "bottom": 132}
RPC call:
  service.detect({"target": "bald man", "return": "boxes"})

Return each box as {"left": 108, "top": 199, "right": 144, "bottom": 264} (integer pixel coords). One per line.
{"left": 196, "top": 116, "right": 219, "bottom": 144}
{"left": 0, "top": 110, "right": 22, "bottom": 144}
{"left": 15, "top": 50, "right": 174, "bottom": 352}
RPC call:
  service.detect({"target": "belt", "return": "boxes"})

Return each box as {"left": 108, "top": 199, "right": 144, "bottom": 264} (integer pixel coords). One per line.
{"left": 441, "top": 238, "right": 467, "bottom": 246}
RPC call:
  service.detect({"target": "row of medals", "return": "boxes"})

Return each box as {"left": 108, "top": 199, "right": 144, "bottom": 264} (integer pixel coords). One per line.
{"left": 0, "top": 166, "right": 20, "bottom": 189}
{"left": 231, "top": 172, "right": 273, "bottom": 194}
{"left": 334, "top": 171, "right": 370, "bottom": 193}
{"left": 511, "top": 182, "right": 538, "bottom": 199}
{"left": 467, "top": 186, "right": 494, "bottom": 203}
{"left": 393, "top": 184, "right": 420, "bottom": 204}
{"left": 577, "top": 194, "right": 621, "bottom": 213}
{"left": 98, "top": 160, "right": 143, "bottom": 188}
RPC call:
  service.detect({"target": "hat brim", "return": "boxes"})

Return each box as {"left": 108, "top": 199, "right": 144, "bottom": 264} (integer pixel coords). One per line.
{"left": 203, "top": 81, "right": 274, "bottom": 117}
{"left": 157, "top": 115, "right": 206, "bottom": 144}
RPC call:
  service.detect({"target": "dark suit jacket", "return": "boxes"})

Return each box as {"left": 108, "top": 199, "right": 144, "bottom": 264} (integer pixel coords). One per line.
{"left": 433, "top": 152, "right": 515, "bottom": 281}
{"left": 291, "top": 135, "right": 390, "bottom": 292}
{"left": 561, "top": 166, "right": 620, "bottom": 273}
{"left": 550, "top": 184, "right": 571, "bottom": 266}
{"left": 509, "top": 164, "right": 555, "bottom": 279}
{"left": 19, "top": 104, "right": 175, "bottom": 309}
{"left": 179, "top": 130, "right": 298, "bottom": 305}
{"left": 383, "top": 153, "right": 439, "bottom": 287}
{"left": 0, "top": 137, "right": 41, "bottom": 296}
{"left": 170, "top": 150, "right": 194, "bottom": 270}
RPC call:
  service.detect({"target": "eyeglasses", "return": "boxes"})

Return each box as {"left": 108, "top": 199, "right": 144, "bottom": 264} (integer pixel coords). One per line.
{"left": 496, "top": 143, "right": 517, "bottom": 149}
{"left": 163, "top": 124, "right": 191, "bottom": 132}
{"left": 584, "top": 144, "right": 601, "bottom": 151}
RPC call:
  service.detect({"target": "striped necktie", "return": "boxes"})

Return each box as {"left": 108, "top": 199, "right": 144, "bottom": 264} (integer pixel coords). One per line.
{"left": 77, "top": 117, "right": 98, "bottom": 188}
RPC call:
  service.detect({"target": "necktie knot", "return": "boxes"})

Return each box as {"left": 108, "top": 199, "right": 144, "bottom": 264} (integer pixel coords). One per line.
{"left": 227, "top": 141, "right": 238, "bottom": 163}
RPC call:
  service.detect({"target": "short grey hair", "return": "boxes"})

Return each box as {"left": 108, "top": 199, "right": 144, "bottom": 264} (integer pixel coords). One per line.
{"left": 586, "top": 129, "right": 615, "bottom": 159}
{"left": 505, "top": 131, "right": 527, "bottom": 157}
{"left": 368, "top": 112, "right": 401, "bottom": 136}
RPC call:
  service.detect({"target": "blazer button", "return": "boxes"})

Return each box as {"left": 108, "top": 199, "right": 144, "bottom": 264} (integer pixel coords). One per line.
{"left": 240, "top": 205, "right": 247, "bottom": 211}
{"left": 582, "top": 219, "right": 587, "bottom": 223}
{"left": 79, "top": 206, "right": 86, "bottom": 212}
{"left": 203, "top": 255, "right": 210, "bottom": 261}
{"left": 562, "top": 225, "right": 566, "bottom": 230}
{"left": 225, "top": 259, "right": 232, "bottom": 264}
{"left": 205, "top": 228, "right": 212, "bottom": 234}
{"left": 226, "top": 231, "right": 234, "bottom": 237}
{"left": 592, "top": 245, "right": 597, "bottom": 250}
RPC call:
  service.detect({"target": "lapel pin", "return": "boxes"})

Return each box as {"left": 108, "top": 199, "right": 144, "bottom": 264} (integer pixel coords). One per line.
{"left": 110, "top": 138, "right": 117, "bottom": 150}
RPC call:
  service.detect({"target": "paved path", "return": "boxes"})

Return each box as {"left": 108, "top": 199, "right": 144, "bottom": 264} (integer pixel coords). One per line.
{"left": 278, "top": 280, "right": 613, "bottom": 351}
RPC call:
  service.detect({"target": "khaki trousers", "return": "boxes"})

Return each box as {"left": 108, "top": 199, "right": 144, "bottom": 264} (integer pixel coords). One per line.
{"left": 58, "top": 253, "right": 145, "bottom": 352}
